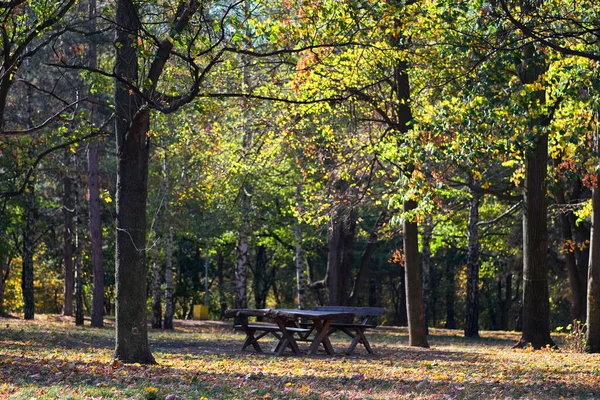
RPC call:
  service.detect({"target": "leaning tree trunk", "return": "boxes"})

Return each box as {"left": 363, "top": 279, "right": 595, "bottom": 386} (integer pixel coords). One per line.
{"left": 113, "top": 0, "right": 155, "bottom": 364}
{"left": 88, "top": 0, "right": 104, "bottom": 329}
{"left": 464, "top": 193, "right": 481, "bottom": 337}
{"left": 62, "top": 157, "right": 74, "bottom": 317}
{"left": 586, "top": 121, "right": 600, "bottom": 353}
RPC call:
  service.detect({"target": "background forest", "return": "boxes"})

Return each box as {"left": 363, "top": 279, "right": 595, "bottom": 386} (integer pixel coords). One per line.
{"left": 1, "top": 0, "right": 600, "bottom": 358}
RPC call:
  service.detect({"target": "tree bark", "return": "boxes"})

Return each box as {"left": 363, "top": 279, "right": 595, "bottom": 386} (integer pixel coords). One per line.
{"left": 163, "top": 226, "right": 174, "bottom": 330}
{"left": 554, "top": 186, "right": 587, "bottom": 322}
{"left": 349, "top": 211, "right": 388, "bottom": 306}
{"left": 113, "top": 0, "right": 154, "bottom": 364}
{"left": 0, "top": 257, "right": 11, "bottom": 316}
{"left": 151, "top": 262, "right": 162, "bottom": 329}
{"left": 88, "top": 0, "right": 104, "bottom": 329}
{"left": 294, "top": 221, "right": 307, "bottom": 309}
{"left": 421, "top": 214, "right": 432, "bottom": 334}
{"left": 234, "top": 205, "right": 249, "bottom": 310}
{"left": 327, "top": 207, "right": 355, "bottom": 306}
{"left": 586, "top": 121, "right": 600, "bottom": 353}
{"left": 62, "top": 158, "right": 74, "bottom": 317}
{"left": 22, "top": 179, "right": 35, "bottom": 320}
{"left": 404, "top": 200, "right": 429, "bottom": 347}
{"left": 464, "top": 193, "right": 481, "bottom": 337}
{"left": 74, "top": 183, "right": 84, "bottom": 326}
{"left": 517, "top": 130, "right": 555, "bottom": 349}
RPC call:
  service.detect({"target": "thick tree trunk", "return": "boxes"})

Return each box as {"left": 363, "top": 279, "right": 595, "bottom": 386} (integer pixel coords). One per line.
{"left": 114, "top": 0, "right": 154, "bottom": 364}
{"left": 464, "top": 194, "right": 481, "bottom": 337}
{"left": 404, "top": 200, "right": 429, "bottom": 347}
{"left": 163, "top": 227, "right": 174, "bottom": 330}
{"left": 586, "top": 124, "right": 600, "bottom": 353}
{"left": 253, "top": 245, "right": 270, "bottom": 310}
{"left": 62, "top": 163, "right": 74, "bottom": 317}
{"left": 517, "top": 131, "right": 555, "bottom": 349}
{"left": 22, "top": 180, "right": 35, "bottom": 320}
{"left": 151, "top": 262, "right": 162, "bottom": 329}
{"left": 88, "top": 0, "right": 104, "bottom": 329}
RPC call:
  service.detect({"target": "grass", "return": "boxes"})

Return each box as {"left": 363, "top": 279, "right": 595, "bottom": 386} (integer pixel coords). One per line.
{"left": 1, "top": 315, "right": 599, "bottom": 399}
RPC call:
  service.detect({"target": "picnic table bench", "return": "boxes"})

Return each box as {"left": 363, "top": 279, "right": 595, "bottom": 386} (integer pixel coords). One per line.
{"left": 314, "top": 306, "right": 385, "bottom": 355}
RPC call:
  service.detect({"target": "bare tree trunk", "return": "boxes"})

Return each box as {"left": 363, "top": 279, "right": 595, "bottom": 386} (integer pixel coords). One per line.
{"left": 464, "top": 193, "right": 481, "bottom": 337}
{"left": 327, "top": 209, "right": 345, "bottom": 306}
{"left": 151, "top": 262, "right": 162, "bottom": 329}
{"left": 216, "top": 252, "right": 227, "bottom": 319}
{"left": 62, "top": 156, "right": 74, "bottom": 317}
{"left": 163, "top": 227, "right": 174, "bottom": 330}
{"left": 586, "top": 120, "right": 600, "bottom": 353}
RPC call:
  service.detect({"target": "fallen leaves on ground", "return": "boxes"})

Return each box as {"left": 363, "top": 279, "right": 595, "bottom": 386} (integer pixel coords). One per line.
{"left": 0, "top": 315, "right": 599, "bottom": 399}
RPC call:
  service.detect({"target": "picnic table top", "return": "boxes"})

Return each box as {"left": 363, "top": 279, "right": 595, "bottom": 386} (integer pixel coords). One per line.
{"left": 225, "top": 308, "right": 354, "bottom": 320}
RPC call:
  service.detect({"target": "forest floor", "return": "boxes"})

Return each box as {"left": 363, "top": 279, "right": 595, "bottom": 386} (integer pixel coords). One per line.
{"left": 0, "top": 315, "right": 599, "bottom": 399}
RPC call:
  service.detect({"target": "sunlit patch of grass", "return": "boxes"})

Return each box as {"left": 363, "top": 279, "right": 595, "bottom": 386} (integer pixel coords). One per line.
{"left": 1, "top": 315, "right": 599, "bottom": 399}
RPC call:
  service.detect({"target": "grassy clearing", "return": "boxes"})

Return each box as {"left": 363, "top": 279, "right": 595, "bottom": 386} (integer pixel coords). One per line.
{"left": 1, "top": 315, "right": 599, "bottom": 399}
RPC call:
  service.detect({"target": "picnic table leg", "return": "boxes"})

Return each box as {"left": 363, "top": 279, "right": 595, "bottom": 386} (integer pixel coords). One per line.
{"left": 273, "top": 318, "right": 301, "bottom": 355}
{"left": 346, "top": 327, "right": 373, "bottom": 355}
{"left": 241, "top": 330, "right": 263, "bottom": 353}
{"left": 308, "top": 319, "right": 335, "bottom": 355}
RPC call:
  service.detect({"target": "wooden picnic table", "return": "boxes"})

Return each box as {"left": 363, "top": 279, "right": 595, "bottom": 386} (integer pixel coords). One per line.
{"left": 225, "top": 308, "right": 354, "bottom": 356}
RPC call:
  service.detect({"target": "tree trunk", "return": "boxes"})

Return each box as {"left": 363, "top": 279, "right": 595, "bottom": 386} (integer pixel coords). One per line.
{"left": 216, "top": 252, "right": 227, "bottom": 319}
{"left": 499, "top": 273, "right": 512, "bottom": 331}
{"left": 234, "top": 209, "right": 249, "bottom": 310}
{"left": 151, "top": 262, "right": 162, "bottom": 329}
{"left": 421, "top": 214, "right": 432, "bottom": 334}
{"left": 349, "top": 211, "right": 388, "bottom": 306}
{"left": 294, "top": 221, "right": 307, "bottom": 309}
{"left": 327, "top": 208, "right": 348, "bottom": 306}
{"left": 404, "top": 200, "right": 429, "bottom": 347}
{"left": 163, "top": 226, "right": 174, "bottom": 330}
{"left": 62, "top": 159, "right": 74, "bottom": 317}
{"left": 517, "top": 130, "right": 555, "bottom": 348}
{"left": 464, "top": 193, "right": 481, "bottom": 337}
{"left": 554, "top": 186, "right": 587, "bottom": 322}
{"left": 586, "top": 121, "right": 600, "bottom": 353}
{"left": 445, "top": 261, "right": 456, "bottom": 330}
{"left": 22, "top": 179, "right": 35, "bottom": 320}
{"left": 114, "top": 0, "right": 154, "bottom": 364}
{"left": 0, "top": 257, "right": 11, "bottom": 316}
{"left": 88, "top": 0, "right": 104, "bottom": 329}
{"left": 253, "top": 245, "right": 270, "bottom": 310}
{"left": 75, "top": 186, "right": 84, "bottom": 326}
